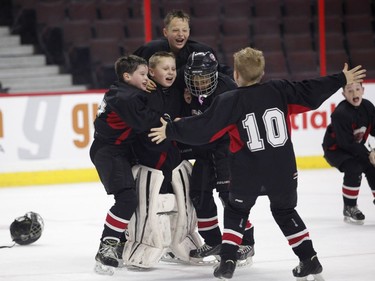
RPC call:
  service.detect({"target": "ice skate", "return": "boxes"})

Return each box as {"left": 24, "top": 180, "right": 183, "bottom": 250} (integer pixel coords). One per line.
{"left": 236, "top": 245, "right": 254, "bottom": 267}
{"left": 214, "top": 259, "right": 236, "bottom": 279}
{"left": 343, "top": 205, "right": 365, "bottom": 225}
{"left": 293, "top": 255, "right": 325, "bottom": 281}
{"left": 94, "top": 239, "right": 120, "bottom": 275}
{"left": 189, "top": 243, "right": 220, "bottom": 265}
{"left": 190, "top": 243, "right": 221, "bottom": 258}
{"left": 115, "top": 242, "right": 125, "bottom": 268}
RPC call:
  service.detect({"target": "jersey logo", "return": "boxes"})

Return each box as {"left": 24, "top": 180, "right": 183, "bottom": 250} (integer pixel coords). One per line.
{"left": 97, "top": 99, "right": 107, "bottom": 117}
{"left": 353, "top": 126, "right": 366, "bottom": 143}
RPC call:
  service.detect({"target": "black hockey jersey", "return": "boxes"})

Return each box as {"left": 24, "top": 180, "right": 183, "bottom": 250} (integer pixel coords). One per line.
{"left": 184, "top": 73, "right": 238, "bottom": 191}
{"left": 322, "top": 98, "right": 375, "bottom": 166}
{"left": 182, "top": 73, "right": 237, "bottom": 159}
{"left": 93, "top": 81, "right": 160, "bottom": 146}
{"left": 134, "top": 38, "right": 232, "bottom": 76}
{"left": 165, "top": 73, "right": 347, "bottom": 196}
{"left": 133, "top": 82, "right": 185, "bottom": 170}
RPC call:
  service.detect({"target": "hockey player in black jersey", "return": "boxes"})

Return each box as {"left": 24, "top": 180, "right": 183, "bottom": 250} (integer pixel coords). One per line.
{"left": 149, "top": 47, "right": 366, "bottom": 280}
{"left": 90, "top": 55, "right": 162, "bottom": 275}
{"left": 134, "top": 10, "right": 232, "bottom": 76}
{"left": 182, "top": 52, "right": 254, "bottom": 265}
{"left": 322, "top": 82, "right": 375, "bottom": 225}
{"left": 124, "top": 51, "right": 202, "bottom": 268}
{"left": 132, "top": 51, "right": 184, "bottom": 194}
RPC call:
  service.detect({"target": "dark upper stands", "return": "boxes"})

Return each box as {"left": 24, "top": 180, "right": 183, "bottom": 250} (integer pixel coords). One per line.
{"left": 7, "top": 0, "right": 375, "bottom": 89}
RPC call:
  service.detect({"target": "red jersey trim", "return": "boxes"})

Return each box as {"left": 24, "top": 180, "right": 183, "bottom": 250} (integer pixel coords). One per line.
{"left": 155, "top": 152, "right": 167, "bottom": 169}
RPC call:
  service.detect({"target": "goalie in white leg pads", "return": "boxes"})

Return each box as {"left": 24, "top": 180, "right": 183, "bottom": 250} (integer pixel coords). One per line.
{"left": 167, "top": 160, "right": 202, "bottom": 262}
{"left": 123, "top": 162, "right": 202, "bottom": 268}
{"left": 123, "top": 165, "right": 175, "bottom": 268}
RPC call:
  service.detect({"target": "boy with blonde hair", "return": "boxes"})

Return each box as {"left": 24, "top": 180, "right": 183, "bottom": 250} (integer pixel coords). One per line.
{"left": 126, "top": 51, "right": 201, "bottom": 268}
{"left": 133, "top": 51, "right": 184, "bottom": 194}
{"left": 148, "top": 47, "right": 366, "bottom": 280}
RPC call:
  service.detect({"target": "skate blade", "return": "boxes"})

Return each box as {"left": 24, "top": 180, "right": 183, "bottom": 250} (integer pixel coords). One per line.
{"left": 215, "top": 277, "right": 229, "bottom": 280}
{"left": 236, "top": 256, "right": 253, "bottom": 268}
{"left": 160, "top": 252, "right": 217, "bottom": 266}
{"left": 94, "top": 261, "right": 115, "bottom": 275}
{"left": 127, "top": 265, "right": 153, "bottom": 271}
{"left": 189, "top": 255, "right": 219, "bottom": 266}
{"left": 214, "top": 275, "right": 229, "bottom": 281}
{"left": 343, "top": 217, "right": 364, "bottom": 225}
{"left": 296, "top": 273, "right": 325, "bottom": 281}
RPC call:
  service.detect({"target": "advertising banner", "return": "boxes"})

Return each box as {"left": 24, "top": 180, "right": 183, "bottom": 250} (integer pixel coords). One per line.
{"left": 1, "top": 83, "right": 374, "bottom": 186}
{"left": 0, "top": 91, "right": 104, "bottom": 181}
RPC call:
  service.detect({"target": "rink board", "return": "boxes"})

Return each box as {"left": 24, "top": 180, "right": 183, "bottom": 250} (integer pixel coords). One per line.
{"left": 1, "top": 83, "right": 374, "bottom": 187}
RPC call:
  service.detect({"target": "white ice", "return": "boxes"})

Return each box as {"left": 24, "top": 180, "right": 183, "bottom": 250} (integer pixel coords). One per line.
{"left": 0, "top": 168, "right": 374, "bottom": 281}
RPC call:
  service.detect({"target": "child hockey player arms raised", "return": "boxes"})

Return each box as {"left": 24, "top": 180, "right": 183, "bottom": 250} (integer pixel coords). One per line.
{"left": 90, "top": 55, "right": 162, "bottom": 275}
{"left": 322, "top": 82, "right": 375, "bottom": 225}
{"left": 149, "top": 47, "right": 366, "bottom": 280}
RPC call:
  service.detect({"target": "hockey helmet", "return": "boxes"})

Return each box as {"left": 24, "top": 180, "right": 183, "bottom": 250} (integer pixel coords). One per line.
{"left": 184, "top": 51, "right": 218, "bottom": 98}
{"left": 10, "top": 212, "right": 44, "bottom": 245}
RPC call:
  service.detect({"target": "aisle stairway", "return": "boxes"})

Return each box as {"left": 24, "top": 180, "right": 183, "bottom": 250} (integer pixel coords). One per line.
{"left": 0, "top": 26, "right": 87, "bottom": 94}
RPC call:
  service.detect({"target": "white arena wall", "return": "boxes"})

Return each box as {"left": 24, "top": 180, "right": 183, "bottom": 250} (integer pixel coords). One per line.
{"left": 1, "top": 83, "right": 374, "bottom": 187}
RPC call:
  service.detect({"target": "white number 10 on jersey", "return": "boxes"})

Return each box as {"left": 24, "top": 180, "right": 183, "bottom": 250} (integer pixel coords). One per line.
{"left": 242, "top": 108, "right": 288, "bottom": 152}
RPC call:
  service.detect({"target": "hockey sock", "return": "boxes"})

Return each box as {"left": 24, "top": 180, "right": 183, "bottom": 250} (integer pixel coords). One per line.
{"left": 220, "top": 243, "right": 239, "bottom": 261}
{"left": 242, "top": 222, "right": 254, "bottom": 246}
{"left": 196, "top": 216, "right": 222, "bottom": 246}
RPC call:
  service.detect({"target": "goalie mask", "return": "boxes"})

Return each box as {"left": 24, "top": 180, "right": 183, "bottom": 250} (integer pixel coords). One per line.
{"left": 184, "top": 52, "right": 218, "bottom": 98}
{"left": 10, "top": 212, "right": 44, "bottom": 245}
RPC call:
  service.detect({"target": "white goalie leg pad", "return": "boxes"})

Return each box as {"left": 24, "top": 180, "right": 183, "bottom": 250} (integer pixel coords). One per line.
{"left": 169, "top": 160, "right": 202, "bottom": 262}
{"left": 124, "top": 165, "right": 176, "bottom": 268}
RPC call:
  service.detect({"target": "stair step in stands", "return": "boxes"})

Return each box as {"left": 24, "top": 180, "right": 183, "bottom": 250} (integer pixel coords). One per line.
{"left": 0, "top": 25, "right": 88, "bottom": 93}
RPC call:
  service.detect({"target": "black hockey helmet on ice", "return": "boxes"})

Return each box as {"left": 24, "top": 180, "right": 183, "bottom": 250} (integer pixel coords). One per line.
{"left": 184, "top": 51, "right": 218, "bottom": 98}
{"left": 10, "top": 212, "right": 44, "bottom": 245}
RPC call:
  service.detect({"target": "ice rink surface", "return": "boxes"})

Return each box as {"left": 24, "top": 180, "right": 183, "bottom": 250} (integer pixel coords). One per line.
{"left": 0, "top": 168, "right": 374, "bottom": 281}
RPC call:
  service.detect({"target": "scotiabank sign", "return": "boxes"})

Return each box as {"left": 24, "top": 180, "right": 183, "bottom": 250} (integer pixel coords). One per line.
{"left": 0, "top": 84, "right": 374, "bottom": 173}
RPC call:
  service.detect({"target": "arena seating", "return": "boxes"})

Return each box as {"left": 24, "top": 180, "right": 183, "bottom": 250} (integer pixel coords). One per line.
{"left": 2, "top": 0, "right": 374, "bottom": 92}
